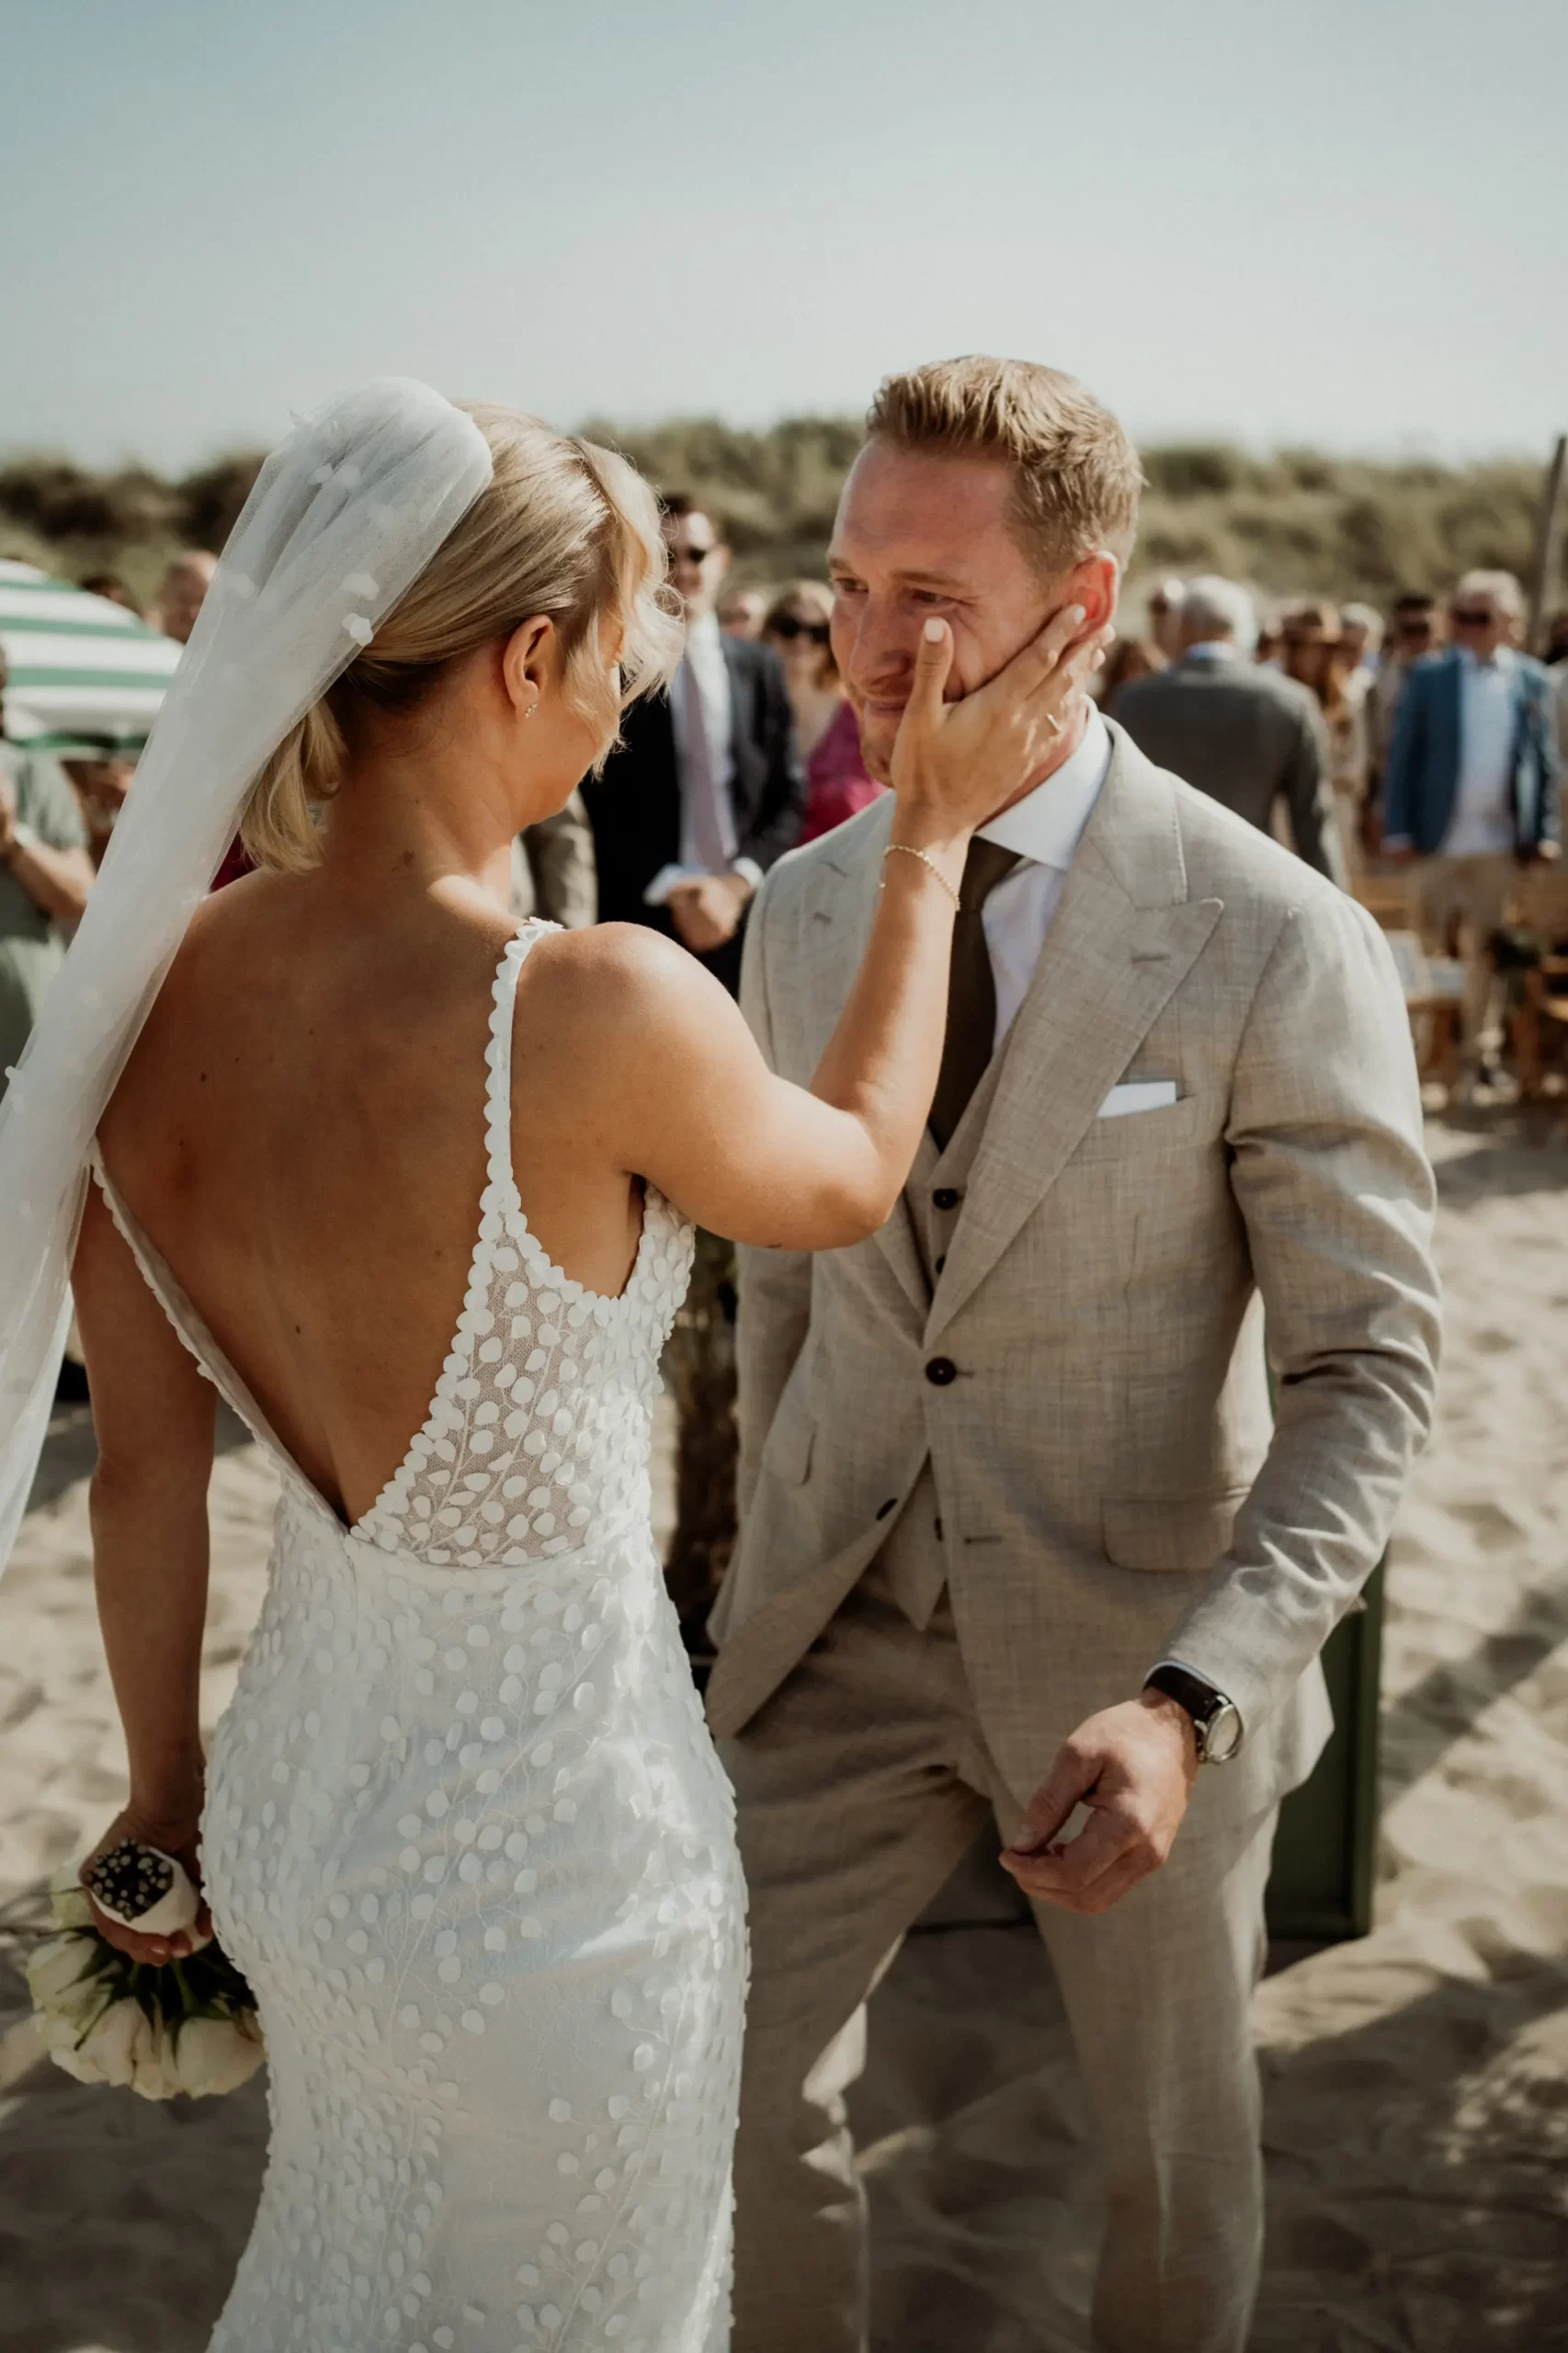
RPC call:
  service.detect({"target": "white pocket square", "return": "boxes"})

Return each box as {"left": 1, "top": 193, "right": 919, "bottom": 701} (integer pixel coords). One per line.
{"left": 1098, "top": 1080, "right": 1178, "bottom": 1119}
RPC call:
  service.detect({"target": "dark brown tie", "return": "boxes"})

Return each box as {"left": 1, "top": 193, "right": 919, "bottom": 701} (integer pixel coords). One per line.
{"left": 928, "top": 837, "right": 1024, "bottom": 1150}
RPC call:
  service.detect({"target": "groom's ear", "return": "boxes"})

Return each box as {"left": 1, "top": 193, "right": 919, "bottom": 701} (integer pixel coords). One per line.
{"left": 1057, "top": 551, "right": 1119, "bottom": 638}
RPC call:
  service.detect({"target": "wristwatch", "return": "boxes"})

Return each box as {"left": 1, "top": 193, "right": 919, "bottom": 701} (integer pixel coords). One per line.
{"left": 3, "top": 821, "right": 39, "bottom": 864}
{"left": 1142, "top": 1661, "right": 1244, "bottom": 1764}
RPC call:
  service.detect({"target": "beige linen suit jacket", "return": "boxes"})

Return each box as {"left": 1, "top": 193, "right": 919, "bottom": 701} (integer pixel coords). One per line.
{"left": 708, "top": 722, "right": 1440, "bottom": 1807}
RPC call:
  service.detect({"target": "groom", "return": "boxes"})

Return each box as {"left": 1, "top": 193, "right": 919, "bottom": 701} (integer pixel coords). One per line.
{"left": 708, "top": 358, "right": 1442, "bottom": 2353}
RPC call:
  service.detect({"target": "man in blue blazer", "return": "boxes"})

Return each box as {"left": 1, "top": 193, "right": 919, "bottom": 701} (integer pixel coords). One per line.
{"left": 1383, "top": 569, "right": 1561, "bottom": 1076}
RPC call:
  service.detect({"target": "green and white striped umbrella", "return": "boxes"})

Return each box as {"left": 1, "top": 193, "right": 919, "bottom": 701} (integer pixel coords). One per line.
{"left": 0, "top": 559, "right": 181, "bottom": 756}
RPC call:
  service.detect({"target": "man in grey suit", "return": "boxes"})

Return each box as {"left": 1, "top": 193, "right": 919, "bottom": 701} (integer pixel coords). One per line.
{"left": 712, "top": 360, "right": 1439, "bottom": 2352}
{"left": 1111, "top": 574, "right": 1346, "bottom": 883}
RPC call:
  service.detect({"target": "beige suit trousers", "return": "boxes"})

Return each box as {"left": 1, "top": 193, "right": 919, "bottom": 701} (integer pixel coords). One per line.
{"left": 723, "top": 1487, "right": 1278, "bottom": 2353}
{"left": 1415, "top": 849, "right": 1515, "bottom": 1055}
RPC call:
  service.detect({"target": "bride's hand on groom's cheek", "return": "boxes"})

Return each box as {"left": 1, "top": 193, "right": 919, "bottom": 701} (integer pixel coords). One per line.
{"left": 889, "top": 607, "right": 1112, "bottom": 829}
{"left": 998, "top": 1692, "right": 1199, "bottom": 1917}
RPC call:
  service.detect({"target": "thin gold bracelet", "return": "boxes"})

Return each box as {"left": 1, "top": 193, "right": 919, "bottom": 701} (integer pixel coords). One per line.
{"left": 881, "top": 841, "right": 962, "bottom": 910}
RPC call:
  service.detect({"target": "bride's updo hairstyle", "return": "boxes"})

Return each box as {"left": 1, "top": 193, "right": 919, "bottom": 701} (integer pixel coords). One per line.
{"left": 242, "top": 404, "right": 682, "bottom": 872}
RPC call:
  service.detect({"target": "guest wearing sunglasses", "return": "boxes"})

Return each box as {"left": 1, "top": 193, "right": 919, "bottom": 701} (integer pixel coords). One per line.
{"left": 1383, "top": 570, "right": 1561, "bottom": 1086}
{"left": 582, "top": 494, "right": 804, "bottom": 994}
{"left": 764, "top": 580, "right": 886, "bottom": 845}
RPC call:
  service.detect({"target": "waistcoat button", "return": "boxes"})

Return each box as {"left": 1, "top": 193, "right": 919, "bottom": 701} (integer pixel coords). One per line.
{"left": 925, "top": 1357, "right": 958, "bottom": 1387}
{"left": 932, "top": 1187, "right": 961, "bottom": 1211}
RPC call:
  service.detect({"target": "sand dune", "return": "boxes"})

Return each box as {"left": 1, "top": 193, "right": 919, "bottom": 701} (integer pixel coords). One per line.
{"left": 2, "top": 1113, "right": 1566, "bottom": 2351}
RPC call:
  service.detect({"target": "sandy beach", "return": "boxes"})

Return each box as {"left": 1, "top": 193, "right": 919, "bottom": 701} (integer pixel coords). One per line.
{"left": 3, "top": 1108, "right": 1566, "bottom": 2351}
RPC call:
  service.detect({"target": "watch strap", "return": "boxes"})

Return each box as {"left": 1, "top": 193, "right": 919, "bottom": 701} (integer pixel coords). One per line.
{"left": 1142, "top": 1660, "right": 1241, "bottom": 1759}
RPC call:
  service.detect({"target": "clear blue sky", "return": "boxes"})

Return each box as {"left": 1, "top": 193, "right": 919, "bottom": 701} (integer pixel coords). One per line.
{"left": 5, "top": 0, "right": 1563, "bottom": 469}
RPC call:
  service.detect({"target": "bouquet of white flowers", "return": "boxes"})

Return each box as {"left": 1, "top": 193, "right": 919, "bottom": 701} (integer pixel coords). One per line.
{"left": 26, "top": 1860, "right": 264, "bottom": 2100}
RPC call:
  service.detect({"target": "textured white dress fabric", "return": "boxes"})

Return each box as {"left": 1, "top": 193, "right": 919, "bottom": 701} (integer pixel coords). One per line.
{"left": 89, "top": 921, "right": 747, "bottom": 2353}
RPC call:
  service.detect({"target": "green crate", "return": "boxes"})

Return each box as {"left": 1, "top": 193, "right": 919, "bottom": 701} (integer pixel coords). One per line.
{"left": 1265, "top": 1555, "right": 1386, "bottom": 1943}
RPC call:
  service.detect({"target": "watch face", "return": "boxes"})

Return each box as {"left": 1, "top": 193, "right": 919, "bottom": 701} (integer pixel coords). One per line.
{"left": 1204, "top": 1700, "right": 1244, "bottom": 1764}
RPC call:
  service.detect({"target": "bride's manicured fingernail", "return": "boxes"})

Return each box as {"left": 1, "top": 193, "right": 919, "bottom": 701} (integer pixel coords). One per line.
{"left": 923, "top": 618, "right": 944, "bottom": 642}
{"left": 1066, "top": 604, "right": 1086, "bottom": 625}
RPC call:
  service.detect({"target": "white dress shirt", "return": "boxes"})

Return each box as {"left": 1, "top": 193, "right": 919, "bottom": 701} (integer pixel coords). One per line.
{"left": 1444, "top": 646, "right": 1517, "bottom": 857}
{"left": 670, "top": 611, "right": 738, "bottom": 873}
{"left": 975, "top": 707, "right": 1113, "bottom": 1047}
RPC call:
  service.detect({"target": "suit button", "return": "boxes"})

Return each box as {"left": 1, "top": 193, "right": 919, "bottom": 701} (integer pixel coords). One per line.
{"left": 926, "top": 1357, "right": 958, "bottom": 1387}
{"left": 876, "top": 1497, "right": 898, "bottom": 1519}
{"left": 933, "top": 1187, "right": 961, "bottom": 1211}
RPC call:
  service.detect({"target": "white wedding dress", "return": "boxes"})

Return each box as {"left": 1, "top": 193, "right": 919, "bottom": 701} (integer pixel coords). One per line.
{"left": 89, "top": 921, "right": 747, "bottom": 2353}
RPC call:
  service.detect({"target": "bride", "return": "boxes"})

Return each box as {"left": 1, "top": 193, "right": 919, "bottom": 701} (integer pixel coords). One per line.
{"left": 0, "top": 382, "right": 1097, "bottom": 2350}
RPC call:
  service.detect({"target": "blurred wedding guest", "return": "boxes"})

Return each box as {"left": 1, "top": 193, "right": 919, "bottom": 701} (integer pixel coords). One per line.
{"left": 510, "top": 793, "right": 597, "bottom": 927}
{"left": 0, "top": 654, "right": 95, "bottom": 1100}
{"left": 1115, "top": 574, "right": 1345, "bottom": 881}
{"left": 152, "top": 549, "right": 218, "bottom": 643}
{"left": 78, "top": 570, "right": 140, "bottom": 614}
{"left": 718, "top": 585, "right": 768, "bottom": 641}
{"left": 1146, "top": 574, "right": 1185, "bottom": 659}
{"left": 1340, "top": 600, "right": 1383, "bottom": 680}
{"left": 1383, "top": 569, "right": 1561, "bottom": 1086}
{"left": 763, "top": 580, "right": 884, "bottom": 845}
{"left": 1369, "top": 590, "right": 1441, "bottom": 779}
{"left": 1098, "top": 632, "right": 1165, "bottom": 708}
{"left": 1282, "top": 601, "right": 1369, "bottom": 876}
{"left": 582, "top": 494, "right": 804, "bottom": 995}
{"left": 62, "top": 755, "right": 134, "bottom": 867}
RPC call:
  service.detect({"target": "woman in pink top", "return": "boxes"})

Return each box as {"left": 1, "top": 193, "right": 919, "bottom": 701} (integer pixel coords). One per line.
{"left": 764, "top": 579, "right": 886, "bottom": 844}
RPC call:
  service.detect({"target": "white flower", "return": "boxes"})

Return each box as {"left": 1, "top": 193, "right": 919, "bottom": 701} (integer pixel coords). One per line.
{"left": 130, "top": 2017, "right": 184, "bottom": 2101}
{"left": 65, "top": 1997, "right": 149, "bottom": 2089}
{"left": 171, "top": 2012, "right": 266, "bottom": 2098}
{"left": 26, "top": 1930, "right": 98, "bottom": 2015}
{"left": 48, "top": 1864, "right": 95, "bottom": 1932}
{"left": 39, "top": 2008, "right": 100, "bottom": 2079}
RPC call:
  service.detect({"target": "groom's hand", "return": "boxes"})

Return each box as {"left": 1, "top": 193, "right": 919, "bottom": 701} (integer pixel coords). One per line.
{"left": 999, "top": 1691, "right": 1199, "bottom": 1916}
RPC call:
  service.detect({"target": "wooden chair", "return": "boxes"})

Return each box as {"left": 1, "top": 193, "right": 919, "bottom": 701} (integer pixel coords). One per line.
{"left": 1516, "top": 960, "right": 1568, "bottom": 1095}
{"left": 1352, "top": 874, "right": 1415, "bottom": 930}
{"left": 1506, "top": 867, "right": 1568, "bottom": 1102}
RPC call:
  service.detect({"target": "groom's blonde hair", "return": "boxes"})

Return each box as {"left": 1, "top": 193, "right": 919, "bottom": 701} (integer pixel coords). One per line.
{"left": 242, "top": 405, "right": 683, "bottom": 873}
{"left": 867, "top": 356, "right": 1143, "bottom": 576}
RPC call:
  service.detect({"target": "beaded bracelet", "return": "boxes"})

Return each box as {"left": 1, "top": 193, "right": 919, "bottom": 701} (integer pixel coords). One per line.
{"left": 881, "top": 841, "right": 962, "bottom": 910}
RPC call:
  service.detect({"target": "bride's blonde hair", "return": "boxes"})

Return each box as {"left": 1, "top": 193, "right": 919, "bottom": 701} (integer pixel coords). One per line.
{"left": 242, "top": 404, "right": 682, "bottom": 873}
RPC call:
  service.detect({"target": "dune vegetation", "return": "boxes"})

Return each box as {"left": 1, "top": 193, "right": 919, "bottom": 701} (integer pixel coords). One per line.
{"left": 1, "top": 426, "right": 1559, "bottom": 616}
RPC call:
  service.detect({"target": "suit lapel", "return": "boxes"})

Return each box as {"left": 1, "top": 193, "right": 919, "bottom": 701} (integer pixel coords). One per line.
{"left": 926, "top": 734, "right": 1221, "bottom": 1345}
{"left": 799, "top": 803, "right": 932, "bottom": 1317}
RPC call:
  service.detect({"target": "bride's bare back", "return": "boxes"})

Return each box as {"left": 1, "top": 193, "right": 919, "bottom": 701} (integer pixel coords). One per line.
{"left": 95, "top": 868, "right": 646, "bottom": 1528}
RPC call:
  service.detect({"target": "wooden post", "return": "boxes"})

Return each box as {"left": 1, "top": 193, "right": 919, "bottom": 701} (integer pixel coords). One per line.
{"left": 1527, "top": 433, "right": 1566, "bottom": 652}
